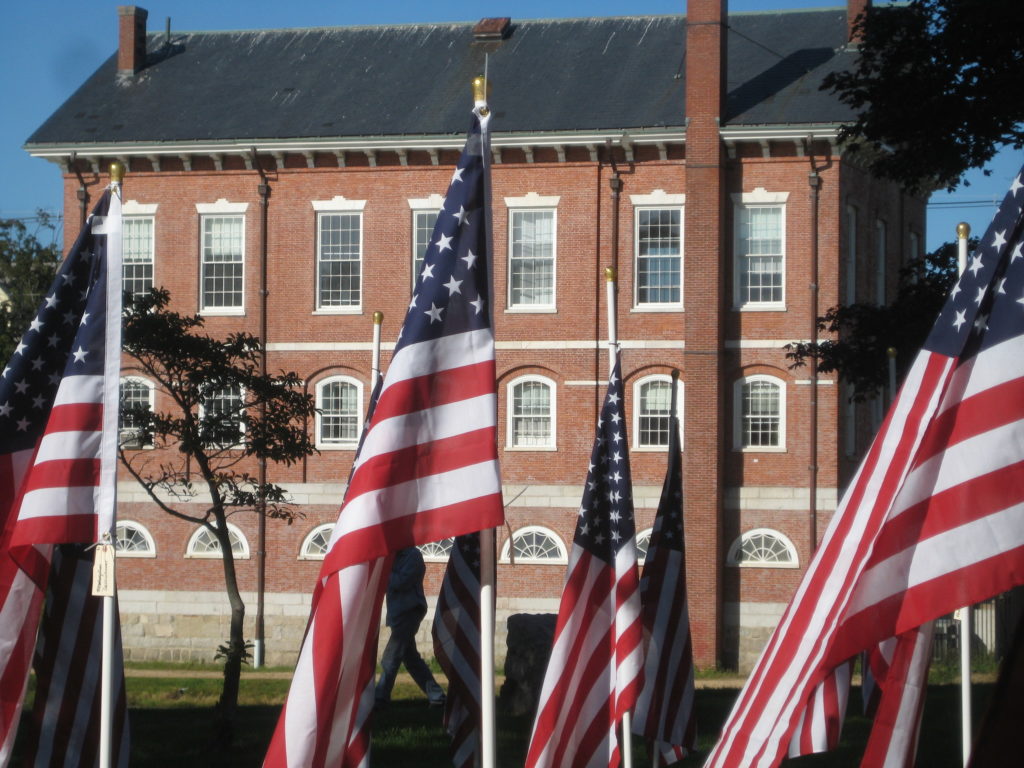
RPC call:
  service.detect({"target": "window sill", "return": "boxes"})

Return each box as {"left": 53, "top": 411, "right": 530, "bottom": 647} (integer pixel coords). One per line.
{"left": 314, "top": 308, "right": 363, "bottom": 315}
{"left": 505, "top": 306, "right": 557, "bottom": 314}
{"left": 735, "top": 445, "right": 787, "bottom": 453}
{"left": 733, "top": 303, "right": 787, "bottom": 312}
{"left": 631, "top": 305, "right": 683, "bottom": 313}
{"left": 316, "top": 442, "right": 359, "bottom": 451}
{"left": 726, "top": 561, "right": 799, "bottom": 569}
{"left": 199, "top": 309, "right": 246, "bottom": 317}
{"left": 505, "top": 445, "right": 558, "bottom": 452}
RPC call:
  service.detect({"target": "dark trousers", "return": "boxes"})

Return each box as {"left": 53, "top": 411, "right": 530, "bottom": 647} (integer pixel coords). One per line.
{"left": 375, "top": 609, "right": 445, "bottom": 704}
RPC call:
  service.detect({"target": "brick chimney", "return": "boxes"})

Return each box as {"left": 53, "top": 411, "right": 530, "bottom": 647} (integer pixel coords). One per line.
{"left": 848, "top": 0, "right": 871, "bottom": 44}
{"left": 683, "top": 0, "right": 727, "bottom": 670}
{"left": 118, "top": 6, "right": 148, "bottom": 75}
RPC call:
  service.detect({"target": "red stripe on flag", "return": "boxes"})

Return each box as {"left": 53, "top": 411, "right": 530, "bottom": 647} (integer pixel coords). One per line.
{"left": 323, "top": 493, "right": 502, "bottom": 577}
{"left": 44, "top": 402, "right": 104, "bottom": 433}
{"left": 344, "top": 427, "right": 497, "bottom": 501}
{"left": 20, "top": 458, "right": 101, "bottom": 494}
{"left": 369, "top": 360, "right": 495, "bottom": 423}
{"left": 10, "top": 516, "right": 97, "bottom": 552}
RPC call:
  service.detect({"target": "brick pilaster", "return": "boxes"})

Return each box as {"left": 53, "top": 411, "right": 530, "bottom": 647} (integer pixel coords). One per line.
{"left": 683, "top": 0, "right": 727, "bottom": 668}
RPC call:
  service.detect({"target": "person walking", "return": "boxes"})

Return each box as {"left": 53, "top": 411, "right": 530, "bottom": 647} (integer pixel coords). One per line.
{"left": 375, "top": 546, "right": 447, "bottom": 707}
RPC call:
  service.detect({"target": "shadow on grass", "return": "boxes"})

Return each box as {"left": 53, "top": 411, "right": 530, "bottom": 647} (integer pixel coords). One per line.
{"left": 16, "top": 678, "right": 997, "bottom": 767}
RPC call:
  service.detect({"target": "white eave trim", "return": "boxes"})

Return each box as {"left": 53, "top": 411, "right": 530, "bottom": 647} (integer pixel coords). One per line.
{"left": 24, "top": 128, "right": 688, "bottom": 163}
{"left": 719, "top": 125, "right": 843, "bottom": 142}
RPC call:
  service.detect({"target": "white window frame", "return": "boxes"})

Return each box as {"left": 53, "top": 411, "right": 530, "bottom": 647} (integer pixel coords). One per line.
{"left": 734, "top": 374, "right": 786, "bottom": 452}
{"left": 726, "top": 528, "right": 799, "bottom": 569}
{"left": 196, "top": 199, "right": 248, "bottom": 315}
{"left": 122, "top": 200, "right": 157, "bottom": 300}
{"left": 875, "top": 218, "right": 887, "bottom": 304}
{"left": 119, "top": 375, "right": 155, "bottom": 449}
{"left": 198, "top": 384, "right": 246, "bottom": 449}
{"left": 185, "top": 522, "right": 250, "bottom": 559}
{"left": 844, "top": 203, "right": 858, "bottom": 305}
{"left": 506, "top": 374, "right": 557, "bottom": 451}
{"left": 299, "top": 523, "right": 334, "bottom": 560}
{"left": 499, "top": 525, "right": 568, "bottom": 565}
{"left": 632, "top": 375, "right": 684, "bottom": 451}
{"left": 418, "top": 538, "right": 454, "bottom": 563}
{"left": 312, "top": 196, "right": 366, "bottom": 313}
{"left": 635, "top": 527, "right": 653, "bottom": 566}
{"left": 315, "top": 375, "right": 363, "bottom": 450}
{"left": 114, "top": 520, "right": 156, "bottom": 558}
{"left": 409, "top": 194, "right": 444, "bottom": 290}
{"left": 732, "top": 189, "right": 788, "bottom": 311}
{"left": 631, "top": 191, "right": 684, "bottom": 310}
{"left": 505, "top": 193, "right": 559, "bottom": 312}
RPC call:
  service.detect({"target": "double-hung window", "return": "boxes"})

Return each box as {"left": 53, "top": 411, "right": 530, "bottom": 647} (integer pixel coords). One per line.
{"left": 633, "top": 375, "right": 683, "bottom": 450}
{"left": 119, "top": 376, "right": 155, "bottom": 449}
{"left": 122, "top": 201, "right": 157, "bottom": 299}
{"left": 408, "top": 194, "right": 444, "bottom": 288}
{"left": 507, "top": 375, "right": 556, "bottom": 449}
{"left": 506, "top": 194, "right": 559, "bottom": 310}
{"left": 631, "top": 191, "right": 684, "bottom": 309}
{"left": 200, "top": 384, "right": 245, "bottom": 449}
{"left": 197, "top": 200, "right": 247, "bottom": 313}
{"left": 313, "top": 196, "right": 366, "bottom": 312}
{"left": 735, "top": 375, "right": 786, "bottom": 451}
{"left": 734, "top": 189, "right": 787, "bottom": 310}
{"left": 315, "top": 376, "right": 362, "bottom": 449}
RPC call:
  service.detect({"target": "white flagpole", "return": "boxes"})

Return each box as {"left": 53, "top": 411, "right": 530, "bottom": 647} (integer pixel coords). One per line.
{"left": 605, "top": 267, "right": 634, "bottom": 768}
{"left": 371, "top": 311, "right": 383, "bottom": 383}
{"left": 956, "top": 221, "right": 972, "bottom": 767}
{"left": 98, "top": 161, "right": 126, "bottom": 768}
{"left": 475, "top": 74, "right": 498, "bottom": 768}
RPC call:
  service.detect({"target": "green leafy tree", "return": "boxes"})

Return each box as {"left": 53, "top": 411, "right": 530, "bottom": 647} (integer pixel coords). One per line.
{"left": 787, "top": 240, "right": 966, "bottom": 399}
{"left": 0, "top": 214, "right": 61, "bottom": 363}
{"left": 824, "top": 0, "right": 1024, "bottom": 192}
{"left": 119, "top": 288, "right": 317, "bottom": 744}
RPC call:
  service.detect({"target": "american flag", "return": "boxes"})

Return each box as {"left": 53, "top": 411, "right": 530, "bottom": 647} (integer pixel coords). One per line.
{"left": 265, "top": 106, "right": 504, "bottom": 768}
{"left": 631, "top": 374, "right": 695, "bottom": 765}
{"left": 21, "top": 545, "right": 130, "bottom": 767}
{"left": 706, "top": 166, "right": 1024, "bottom": 768}
{"left": 858, "top": 623, "right": 933, "bottom": 767}
{"left": 786, "top": 659, "right": 851, "bottom": 757}
{"left": 432, "top": 533, "right": 485, "bottom": 768}
{"left": 525, "top": 355, "right": 643, "bottom": 768}
{"left": 0, "top": 188, "right": 123, "bottom": 765}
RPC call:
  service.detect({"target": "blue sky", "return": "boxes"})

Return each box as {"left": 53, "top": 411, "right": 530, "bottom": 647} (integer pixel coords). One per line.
{"left": 2, "top": 0, "right": 1020, "bottom": 249}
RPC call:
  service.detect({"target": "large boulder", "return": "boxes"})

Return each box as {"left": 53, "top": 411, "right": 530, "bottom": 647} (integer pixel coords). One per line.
{"left": 500, "top": 613, "right": 556, "bottom": 717}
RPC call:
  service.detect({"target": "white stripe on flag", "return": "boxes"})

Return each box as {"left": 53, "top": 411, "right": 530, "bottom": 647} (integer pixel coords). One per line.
{"left": 352, "top": 394, "right": 496, "bottom": 474}
{"left": 385, "top": 329, "right": 496, "bottom": 384}
{"left": 332, "top": 460, "right": 502, "bottom": 540}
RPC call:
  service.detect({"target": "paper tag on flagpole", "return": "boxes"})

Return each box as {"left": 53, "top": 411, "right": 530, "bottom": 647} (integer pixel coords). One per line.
{"left": 92, "top": 543, "right": 116, "bottom": 597}
{"left": 953, "top": 608, "right": 964, "bottom": 622}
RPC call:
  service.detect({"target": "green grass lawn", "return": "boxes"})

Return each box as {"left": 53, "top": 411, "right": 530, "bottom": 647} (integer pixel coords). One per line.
{"left": 15, "top": 671, "right": 996, "bottom": 766}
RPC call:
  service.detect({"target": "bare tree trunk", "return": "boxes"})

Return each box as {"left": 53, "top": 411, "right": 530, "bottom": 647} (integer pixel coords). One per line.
{"left": 211, "top": 513, "right": 247, "bottom": 749}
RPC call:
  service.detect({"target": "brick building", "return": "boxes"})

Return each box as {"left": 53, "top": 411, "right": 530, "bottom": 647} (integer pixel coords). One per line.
{"left": 25, "top": 0, "right": 925, "bottom": 669}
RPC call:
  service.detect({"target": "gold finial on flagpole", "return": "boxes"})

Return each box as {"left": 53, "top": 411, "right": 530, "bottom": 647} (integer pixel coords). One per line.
{"left": 956, "top": 222, "right": 970, "bottom": 239}
{"left": 109, "top": 161, "right": 126, "bottom": 184}
{"left": 887, "top": 347, "right": 897, "bottom": 359}
{"left": 472, "top": 75, "right": 490, "bottom": 116}
{"left": 373, "top": 311, "right": 384, "bottom": 325}
{"left": 605, "top": 267, "right": 616, "bottom": 282}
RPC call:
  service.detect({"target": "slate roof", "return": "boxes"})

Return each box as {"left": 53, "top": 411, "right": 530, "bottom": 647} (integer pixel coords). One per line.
{"left": 26, "top": 8, "right": 857, "bottom": 148}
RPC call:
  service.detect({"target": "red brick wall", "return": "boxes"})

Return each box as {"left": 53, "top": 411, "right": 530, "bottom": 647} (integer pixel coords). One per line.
{"left": 69, "top": 88, "right": 924, "bottom": 671}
